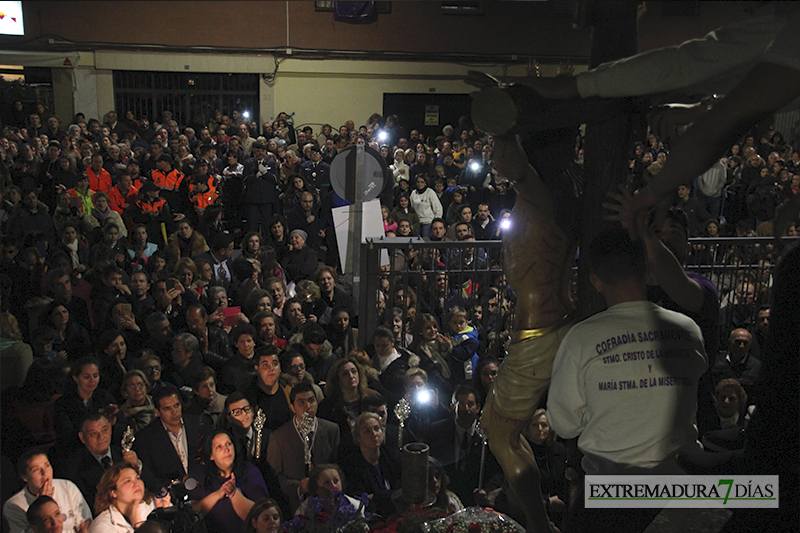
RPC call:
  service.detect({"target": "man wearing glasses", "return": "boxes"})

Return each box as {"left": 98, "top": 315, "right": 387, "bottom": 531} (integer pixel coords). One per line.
{"left": 225, "top": 390, "right": 291, "bottom": 518}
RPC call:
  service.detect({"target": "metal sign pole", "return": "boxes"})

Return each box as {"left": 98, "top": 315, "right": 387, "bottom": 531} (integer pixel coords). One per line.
{"left": 351, "top": 145, "right": 364, "bottom": 303}
{"left": 331, "top": 144, "right": 387, "bottom": 305}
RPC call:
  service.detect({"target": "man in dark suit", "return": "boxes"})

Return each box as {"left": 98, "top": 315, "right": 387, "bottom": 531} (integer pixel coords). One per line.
{"left": 299, "top": 146, "right": 331, "bottom": 194}
{"left": 267, "top": 382, "right": 340, "bottom": 513}
{"left": 243, "top": 142, "right": 282, "bottom": 235}
{"left": 65, "top": 414, "right": 140, "bottom": 513}
{"left": 712, "top": 328, "right": 762, "bottom": 396}
{"left": 133, "top": 385, "right": 209, "bottom": 494}
{"left": 104, "top": 110, "right": 129, "bottom": 139}
{"left": 429, "top": 385, "right": 502, "bottom": 506}
{"left": 193, "top": 233, "right": 235, "bottom": 289}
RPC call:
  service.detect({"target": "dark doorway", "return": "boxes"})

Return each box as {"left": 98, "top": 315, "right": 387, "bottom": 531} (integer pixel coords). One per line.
{"left": 383, "top": 93, "right": 472, "bottom": 142}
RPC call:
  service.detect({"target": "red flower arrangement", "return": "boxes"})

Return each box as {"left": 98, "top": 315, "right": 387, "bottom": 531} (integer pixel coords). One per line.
{"left": 370, "top": 504, "right": 447, "bottom": 533}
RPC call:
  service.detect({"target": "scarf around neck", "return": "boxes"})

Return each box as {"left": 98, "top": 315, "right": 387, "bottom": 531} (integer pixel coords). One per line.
{"left": 65, "top": 240, "right": 80, "bottom": 269}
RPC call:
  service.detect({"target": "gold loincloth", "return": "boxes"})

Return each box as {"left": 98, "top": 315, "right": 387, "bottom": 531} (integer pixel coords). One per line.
{"left": 489, "top": 316, "right": 574, "bottom": 421}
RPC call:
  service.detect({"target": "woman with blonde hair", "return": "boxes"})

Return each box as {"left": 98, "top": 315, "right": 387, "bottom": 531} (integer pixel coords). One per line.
{"left": 171, "top": 257, "right": 199, "bottom": 294}
{"left": 391, "top": 148, "right": 410, "bottom": 184}
{"left": 523, "top": 408, "right": 567, "bottom": 527}
{"left": 340, "top": 412, "right": 401, "bottom": 517}
{"left": 295, "top": 279, "right": 325, "bottom": 322}
{"left": 402, "top": 367, "right": 450, "bottom": 442}
{"left": 403, "top": 148, "right": 416, "bottom": 167}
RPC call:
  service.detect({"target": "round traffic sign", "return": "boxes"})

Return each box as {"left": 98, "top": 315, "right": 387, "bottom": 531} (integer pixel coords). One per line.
{"left": 330, "top": 145, "right": 388, "bottom": 203}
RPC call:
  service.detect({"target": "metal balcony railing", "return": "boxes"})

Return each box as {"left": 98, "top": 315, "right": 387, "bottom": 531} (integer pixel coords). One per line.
{"left": 356, "top": 236, "right": 797, "bottom": 357}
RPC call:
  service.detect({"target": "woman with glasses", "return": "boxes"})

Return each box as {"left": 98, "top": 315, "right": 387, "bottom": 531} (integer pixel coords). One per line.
{"left": 120, "top": 370, "right": 155, "bottom": 434}
{"left": 136, "top": 353, "right": 172, "bottom": 393}
{"left": 279, "top": 350, "right": 323, "bottom": 401}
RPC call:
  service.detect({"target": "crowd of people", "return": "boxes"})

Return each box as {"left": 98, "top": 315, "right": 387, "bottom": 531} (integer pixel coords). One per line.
{"left": 0, "top": 98, "right": 795, "bottom": 533}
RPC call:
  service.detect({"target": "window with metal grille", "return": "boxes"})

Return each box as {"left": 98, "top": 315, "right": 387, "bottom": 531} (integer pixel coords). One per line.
{"left": 113, "top": 71, "right": 260, "bottom": 130}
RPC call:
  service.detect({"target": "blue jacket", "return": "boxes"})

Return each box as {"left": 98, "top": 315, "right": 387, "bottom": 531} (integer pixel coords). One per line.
{"left": 449, "top": 324, "right": 479, "bottom": 381}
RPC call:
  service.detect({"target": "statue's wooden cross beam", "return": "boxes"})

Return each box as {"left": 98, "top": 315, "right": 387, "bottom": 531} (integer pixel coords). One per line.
{"left": 472, "top": 1, "right": 646, "bottom": 322}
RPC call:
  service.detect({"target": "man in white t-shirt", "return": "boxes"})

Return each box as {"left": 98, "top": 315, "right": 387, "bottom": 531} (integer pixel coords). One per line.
{"left": 3, "top": 450, "right": 92, "bottom": 533}
{"left": 547, "top": 229, "right": 708, "bottom": 476}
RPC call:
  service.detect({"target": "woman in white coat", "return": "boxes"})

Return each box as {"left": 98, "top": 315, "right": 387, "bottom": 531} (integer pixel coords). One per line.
{"left": 390, "top": 149, "right": 410, "bottom": 184}
{"left": 409, "top": 175, "right": 443, "bottom": 238}
{"left": 89, "top": 465, "right": 168, "bottom": 533}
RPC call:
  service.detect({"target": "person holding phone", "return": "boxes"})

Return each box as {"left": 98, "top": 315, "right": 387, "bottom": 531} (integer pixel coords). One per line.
{"left": 153, "top": 278, "right": 189, "bottom": 323}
